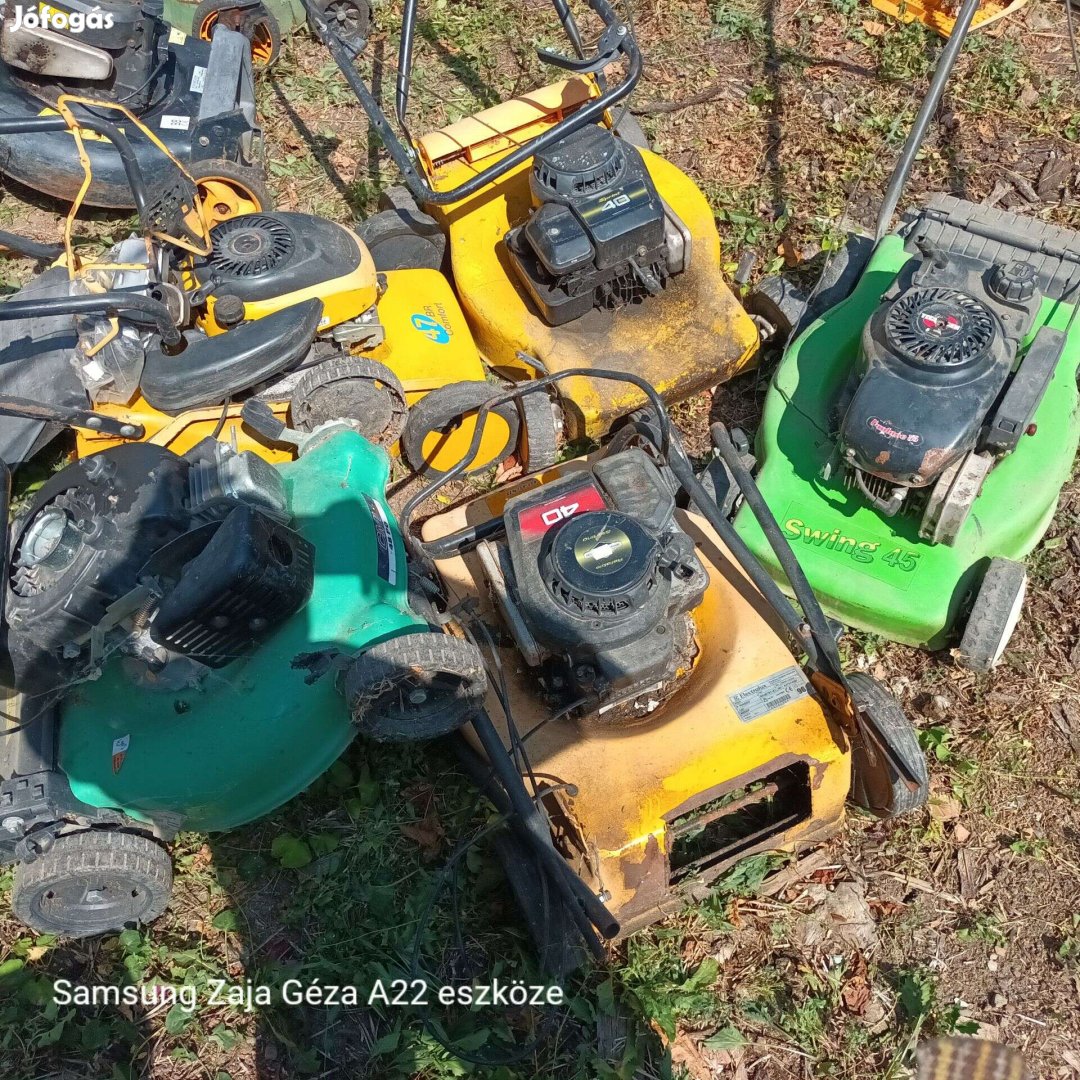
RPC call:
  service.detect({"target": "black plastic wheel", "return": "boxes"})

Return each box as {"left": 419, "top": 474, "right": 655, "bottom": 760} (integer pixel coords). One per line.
{"left": 519, "top": 387, "right": 560, "bottom": 473}
{"left": 356, "top": 206, "right": 446, "bottom": 273}
{"left": 402, "top": 381, "right": 521, "bottom": 478}
{"left": 807, "top": 232, "right": 875, "bottom": 318}
{"left": 310, "top": 0, "right": 371, "bottom": 51}
{"left": 290, "top": 355, "right": 407, "bottom": 445}
{"left": 956, "top": 558, "right": 1027, "bottom": 673}
{"left": 746, "top": 274, "right": 810, "bottom": 344}
{"left": 344, "top": 631, "right": 487, "bottom": 742}
{"left": 847, "top": 673, "right": 928, "bottom": 819}
{"left": 612, "top": 112, "right": 650, "bottom": 150}
{"left": 11, "top": 830, "right": 172, "bottom": 938}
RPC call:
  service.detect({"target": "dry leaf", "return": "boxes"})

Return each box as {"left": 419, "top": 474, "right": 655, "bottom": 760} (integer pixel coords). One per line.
{"left": 841, "top": 952, "right": 872, "bottom": 1015}
{"left": 400, "top": 802, "right": 445, "bottom": 857}
{"left": 665, "top": 1031, "right": 712, "bottom": 1080}
{"left": 929, "top": 795, "right": 962, "bottom": 822}
{"left": 861, "top": 18, "right": 888, "bottom": 35}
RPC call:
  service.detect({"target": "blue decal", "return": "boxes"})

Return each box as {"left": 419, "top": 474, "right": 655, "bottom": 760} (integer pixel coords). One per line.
{"left": 411, "top": 313, "right": 450, "bottom": 344}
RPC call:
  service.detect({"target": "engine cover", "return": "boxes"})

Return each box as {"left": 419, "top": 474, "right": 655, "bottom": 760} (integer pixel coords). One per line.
{"left": 838, "top": 245, "right": 1042, "bottom": 495}
{"left": 2, "top": 0, "right": 167, "bottom": 110}
{"left": 488, "top": 448, "right": 708, "bottom": 723}
{"left": 191, "top": 212, "right": 369, "bottom": 316}
{"left": 505, "top": 125, "right": 686, "bottom": 326}
{"left": 2, "top": 438, "right": 312, "bottom": 694}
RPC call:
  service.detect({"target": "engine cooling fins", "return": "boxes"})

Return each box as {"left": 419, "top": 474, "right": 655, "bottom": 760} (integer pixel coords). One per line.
{"left": 206, "top": 214, "right": 296, "bottom": 277}
{"left": 884, "top": 286, "right": 997, "bottom": 367}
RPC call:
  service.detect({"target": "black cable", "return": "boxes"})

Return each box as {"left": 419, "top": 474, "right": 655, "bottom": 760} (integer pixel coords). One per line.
{"left": 406, "top": 797, "right": 581, "bottom": 1068}
{"left": 211, "top": 397, "right": 232, "bottom": 439}
{"left": 0, "top": 230, "right": 64, "bottom": 263}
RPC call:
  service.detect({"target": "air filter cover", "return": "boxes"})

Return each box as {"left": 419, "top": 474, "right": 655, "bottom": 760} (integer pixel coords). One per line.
{"left": 532, "top": 126, "right": 628, "bottom": 203}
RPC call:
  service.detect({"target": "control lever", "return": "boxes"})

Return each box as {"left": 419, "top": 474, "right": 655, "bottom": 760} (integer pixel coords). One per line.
{"left": 537, "top": 21, "right": 630, "bottom": 74}
{"left": 0, "top": 395, "right": 144, "bottom": 439}
{"left": 240, "top": 399, "right": 352, "bottom": 454}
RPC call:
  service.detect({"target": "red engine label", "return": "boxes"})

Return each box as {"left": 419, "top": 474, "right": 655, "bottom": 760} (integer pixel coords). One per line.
{"left": 516, "top": 482, "right": 607, "bottom": 537}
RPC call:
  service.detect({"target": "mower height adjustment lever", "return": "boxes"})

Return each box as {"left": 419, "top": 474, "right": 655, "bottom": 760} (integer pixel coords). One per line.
{"left": 537, "top": 21, "right": 631, "bottom": 74}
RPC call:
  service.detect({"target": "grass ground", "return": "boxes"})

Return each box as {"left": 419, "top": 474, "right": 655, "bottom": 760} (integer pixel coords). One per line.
{"left": 2, "top": 1, "right": 1080, "bottom": 1077}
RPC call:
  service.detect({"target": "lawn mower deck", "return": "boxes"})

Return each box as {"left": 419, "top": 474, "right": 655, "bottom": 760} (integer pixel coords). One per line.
{"left": 423, "top": 469, "right": 850, "bottom": 933}
{"left": 414, "top": 77, "right": 760, "bottom": 442}
{"left": 0, "top": 422, "right": 489, "bottom": 935}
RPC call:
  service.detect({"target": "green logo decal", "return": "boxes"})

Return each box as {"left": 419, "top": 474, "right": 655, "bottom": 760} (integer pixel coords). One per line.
{"left": 782, "top": 515, "right": 921, "bottom": 582}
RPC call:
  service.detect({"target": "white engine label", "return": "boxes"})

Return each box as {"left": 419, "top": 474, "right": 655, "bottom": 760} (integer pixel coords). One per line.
{"left": 728, "top": 666, "right": 809, "bottom": 724}
{"left": 160, "top": 114, "right": 190, "bottom": 131}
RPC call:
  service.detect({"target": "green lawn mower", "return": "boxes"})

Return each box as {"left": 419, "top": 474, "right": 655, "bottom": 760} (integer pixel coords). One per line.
{"left": 735, "top": 0, "right": 1080, "bottom": 670}
{"left": 0, "top": 408, "right": 487, "bottom": 937}
{"left": 0, "top": 0, "right": 267, "bottom": 210}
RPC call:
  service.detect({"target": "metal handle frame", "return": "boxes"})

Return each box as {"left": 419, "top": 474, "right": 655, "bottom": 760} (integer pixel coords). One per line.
{"left": 301, "top": 0, "right": 642, "bottom": 206}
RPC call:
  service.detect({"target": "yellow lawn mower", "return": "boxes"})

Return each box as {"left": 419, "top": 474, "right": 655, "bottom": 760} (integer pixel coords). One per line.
{"left": 0, "top": 99, "right": 535, "bottom": 479}
{"left": 304, "top": 0, "right": 762, "bottom": 475}
{"left": 398, "top": 370, "right": 927, "bottom": 968}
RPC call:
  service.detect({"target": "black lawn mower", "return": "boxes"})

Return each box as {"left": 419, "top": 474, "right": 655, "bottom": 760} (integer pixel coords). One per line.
{"left": 0, "top": 0, "right": 267, "bottom": 211}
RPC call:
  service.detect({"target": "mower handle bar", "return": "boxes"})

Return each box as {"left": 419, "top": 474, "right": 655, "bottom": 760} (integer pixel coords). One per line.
{"left": 398, "top": 367, "right": 845, "bottom": 685}
{"left": 0, "top": 114, "right": 154, "bottom": 238}
{"left": 874, "top": 0, "right": 980, "bottom": 241}
{"left": 0, "top": 229, "right": 64, "bottom": 263}
{"left": 0, "top": 291, "right": 182, "bottom": 347}
{"left": 303, "top": 0, "right": 642, "bottom": 206}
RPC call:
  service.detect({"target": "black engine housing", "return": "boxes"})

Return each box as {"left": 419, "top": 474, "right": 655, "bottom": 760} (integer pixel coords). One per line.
{"left": 838, "top": 244, "right": 1042, "bottom": 494}
{"left": 2, "top": 0, "right": 169, "bottom": 112}
{"left": 488, "top": 448, "right": 708, "bottom": 723}
{"left": 2, "top": 439, "right": 313, "bottom": 694}
{"left": 505, "top": 125, "right": 680, "bottom": 326}
{"left": 191, "top": 212, "right": 365, "bottom": 324}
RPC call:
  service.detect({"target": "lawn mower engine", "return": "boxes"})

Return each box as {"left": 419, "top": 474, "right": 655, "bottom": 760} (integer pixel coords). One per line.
{"left": 480, "top": 448, "right": 707, "bottom": 723}
{"left": 836, "top": 240, "right": 1043, "bottom": 543}
{"left": 2, "top": 438, "right": 312, "bottom": 696}
{"left": 189, "top": 211, "right": 380, "bottom": 343}
{"left": 505, "top": 125, "right": 691, "bottom": 326}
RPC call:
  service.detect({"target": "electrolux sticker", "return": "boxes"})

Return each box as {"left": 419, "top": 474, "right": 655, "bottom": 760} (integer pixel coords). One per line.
{"left": 727, "top": 667, "right": 809, "bottom": 724}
